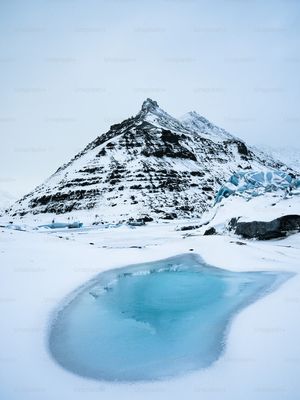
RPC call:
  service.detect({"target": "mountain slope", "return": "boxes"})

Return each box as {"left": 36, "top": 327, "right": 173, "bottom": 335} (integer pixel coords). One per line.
{"left": 7, "top": 99, "right": 289, "bottom": 223}
{"left": 255, "top": 145, "right": 300, "bottom": 173}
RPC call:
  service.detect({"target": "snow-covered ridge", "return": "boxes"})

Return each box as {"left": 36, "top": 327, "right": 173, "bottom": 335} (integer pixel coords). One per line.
{"left": 5, "top": 99, "right": 294, "bottom": 223}
{"left": 180, "top": 111, "right": 235, "bottom": 143}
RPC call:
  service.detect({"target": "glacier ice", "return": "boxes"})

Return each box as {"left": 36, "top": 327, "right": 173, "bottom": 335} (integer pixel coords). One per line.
{"left": 215, "top": 170, "right": 300, "bottom": 204}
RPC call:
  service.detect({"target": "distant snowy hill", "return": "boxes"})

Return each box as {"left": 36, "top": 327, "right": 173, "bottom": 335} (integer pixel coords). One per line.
{"left": 0, "top": 190, "right": 15, "bottom": 214}
{"left": 7, "top": 99, "right": 292, "bottom": 223}
{"left": 255, "top": 145, "right": 300, "bottom": 172}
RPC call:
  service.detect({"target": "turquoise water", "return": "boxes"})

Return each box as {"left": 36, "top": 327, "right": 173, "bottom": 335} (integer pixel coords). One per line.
{"left": 49, "top": 254, "right": 291, "bottom": 382}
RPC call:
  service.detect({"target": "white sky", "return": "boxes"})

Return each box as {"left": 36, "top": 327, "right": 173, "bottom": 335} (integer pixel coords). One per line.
{"left": 0, "top": 0, "right": 299, "bottom": 197}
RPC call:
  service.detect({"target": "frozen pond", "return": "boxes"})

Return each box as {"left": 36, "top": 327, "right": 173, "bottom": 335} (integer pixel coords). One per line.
{"left": 49, "top": 254, "right": 291, "bottom": 382}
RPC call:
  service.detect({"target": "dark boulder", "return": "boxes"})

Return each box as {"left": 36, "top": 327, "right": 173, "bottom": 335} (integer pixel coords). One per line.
{"left": 178, "top": 224, "right": 201, "bottom": 231}
{"left": 140, "top": 215, "right": 154, "bottom": 223}
{"left": 232, "top": 215, "right": 300, "bottom": 240}
{"left": 204, "top": 227, "right": 217, "bottom": 236}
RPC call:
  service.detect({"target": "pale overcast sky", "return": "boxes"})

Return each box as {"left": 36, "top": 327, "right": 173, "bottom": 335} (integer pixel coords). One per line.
{"left": 0, "top": 0, "right": 299, "bottom": 197}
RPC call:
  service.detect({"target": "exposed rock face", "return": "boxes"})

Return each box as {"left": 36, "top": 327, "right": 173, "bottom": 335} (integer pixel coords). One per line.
{"left": 204, "top": 227, "right": 217, "bottom": 236}
{"left": 7, "top": 98, "right": 288, "bottom": 222}
{"left": 232, "top": 215, "right": 300, "bottom": 240}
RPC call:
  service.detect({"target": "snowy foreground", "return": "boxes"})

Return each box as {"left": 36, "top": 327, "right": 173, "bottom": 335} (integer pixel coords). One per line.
{"left": 1, "top": 220, "right": 300, "bottom": 400}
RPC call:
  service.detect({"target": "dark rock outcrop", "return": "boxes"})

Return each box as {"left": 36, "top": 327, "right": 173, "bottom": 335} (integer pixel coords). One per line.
{"left": 231, "top": 215, "right": 300, "bottom": 240}
{"left": 204, "top": 227, "right": 217, "bottom": 236}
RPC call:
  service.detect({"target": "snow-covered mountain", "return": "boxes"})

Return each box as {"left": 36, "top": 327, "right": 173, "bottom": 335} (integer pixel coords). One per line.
{"left": 7, "top": 99, "right": 290, "bottom": 223}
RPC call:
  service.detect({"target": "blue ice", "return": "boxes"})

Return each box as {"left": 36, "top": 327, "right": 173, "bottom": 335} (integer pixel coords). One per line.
{"left": 48, "top": 254, "right": 292, "bottom": 382}
{"left": 215, "top": 170, "right": 299, "bottom": 203}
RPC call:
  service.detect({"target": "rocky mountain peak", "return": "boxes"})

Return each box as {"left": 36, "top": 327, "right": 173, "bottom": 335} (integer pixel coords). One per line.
{"left": 137, "top": 98, "right": 170, "bottom": 122}
{"left": 141, "top": 98, "right": 159, "bottom": 112}
{"left": 136, "top": 99, "right": 187, "bottom": 133}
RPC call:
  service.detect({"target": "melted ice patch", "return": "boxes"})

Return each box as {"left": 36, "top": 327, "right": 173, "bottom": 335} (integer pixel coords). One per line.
{"left": 48, "top": 254, "right": 292, "bottom": 382}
